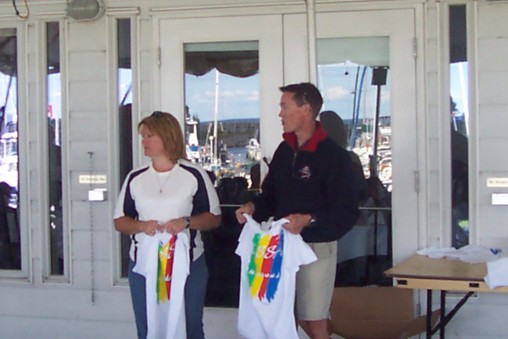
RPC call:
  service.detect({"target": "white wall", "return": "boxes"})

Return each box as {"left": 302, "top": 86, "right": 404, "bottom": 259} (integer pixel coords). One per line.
{"left": 422, "top": 1, "right": 508, "bottom": 337}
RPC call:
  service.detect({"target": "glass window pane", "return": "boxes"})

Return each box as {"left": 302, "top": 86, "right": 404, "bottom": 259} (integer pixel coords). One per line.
{"left": 184, "top": 41, "right": 260, "bottom": 307}
{"left": 47, "top": 22, "right": 63, "bottom": 275}
{"left": 318, "top": 37, "right": 392, "bottom": 287}
{"left": 184, "top": 42, "right": 260, "bottom": 186}
{"left": 450, "top": 5, "right": 469, "bottom": 248}
{"left": 117, "top": 18, "right": 132, "bottom": 278}
{"left": 0, "top": 28, "right": 20, "bottom": 270}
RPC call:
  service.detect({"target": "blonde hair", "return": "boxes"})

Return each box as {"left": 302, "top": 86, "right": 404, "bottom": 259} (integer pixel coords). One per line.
{"left": 138, "top": 111, "right": 187, "bottom": 162}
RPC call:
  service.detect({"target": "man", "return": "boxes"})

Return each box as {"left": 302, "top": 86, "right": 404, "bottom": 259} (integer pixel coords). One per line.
{"left": 236, "top": 82, "right": 359, "bottom": 339}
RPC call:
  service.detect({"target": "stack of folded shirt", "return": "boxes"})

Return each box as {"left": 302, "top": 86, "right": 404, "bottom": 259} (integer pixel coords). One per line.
{"left": 485, "top": 257, "right": 508, "bottom": 289}
{"left": 417, "top": 245, "right": 502, "bottom": 264}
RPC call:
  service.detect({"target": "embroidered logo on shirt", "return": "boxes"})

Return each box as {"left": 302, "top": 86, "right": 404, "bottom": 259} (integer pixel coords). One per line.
{"left": 298, "top": 165, "right": 312, "bottom": 179}
{"left": 247, "top": 231, "right": 284, "bottom": 303}
{"left": 157, "top": 235, "right": 176, "bottom": 304}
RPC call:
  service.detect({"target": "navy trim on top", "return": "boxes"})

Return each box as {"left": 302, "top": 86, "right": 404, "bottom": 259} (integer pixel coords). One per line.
{"left": 179, "top": 164, "right": 212, "bottom": 258}
{"left": 123, "top": 166, "right": 149, "bottom": 261}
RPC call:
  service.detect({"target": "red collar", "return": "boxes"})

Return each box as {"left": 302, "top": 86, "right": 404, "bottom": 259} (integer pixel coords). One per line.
{"left": 283, "top": 122, "right": 328, "bottom": 152}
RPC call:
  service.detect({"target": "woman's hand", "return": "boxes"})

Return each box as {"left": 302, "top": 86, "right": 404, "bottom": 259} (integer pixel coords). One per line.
{"left": 142, "top": 220, "right": 163, "bottom": 236}
{"left": 162, "top": 217, "right": 189, "bottom": 235}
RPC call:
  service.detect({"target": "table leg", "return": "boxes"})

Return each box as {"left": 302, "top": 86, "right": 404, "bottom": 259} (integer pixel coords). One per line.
{"left": 427, "top": 289, "right": 432, "bottom": 339}
{"left": 440, "top": 290, "right": 446, "bottom": 339}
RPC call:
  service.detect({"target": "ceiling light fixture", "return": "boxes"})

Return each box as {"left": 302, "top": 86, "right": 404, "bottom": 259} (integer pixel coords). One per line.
{"left": 67, "top": 0, "right": 105, "bottom": 21}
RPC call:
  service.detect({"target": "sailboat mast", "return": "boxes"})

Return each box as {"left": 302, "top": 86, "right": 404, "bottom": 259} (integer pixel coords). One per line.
{"left": 213, "top": 69, "right": 219, "bottom": 167}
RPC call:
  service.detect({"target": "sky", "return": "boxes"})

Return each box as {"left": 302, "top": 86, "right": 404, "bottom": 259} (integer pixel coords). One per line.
{"left": 184, "top": 63, "right": 392, "bottom": 124}
{"left": 184, "top": 61, "right": 467, "bottom": 126}
{"left": 0, "top": 60, "right": 467, "bottom": 130}
{"left": 185, "top": 70, "right": 260, "bottom": 122}
{"left": 450, "top": 62, "right": 469, "bottom": 117}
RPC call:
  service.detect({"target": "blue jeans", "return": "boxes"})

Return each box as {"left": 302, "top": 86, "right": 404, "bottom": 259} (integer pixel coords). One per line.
{"left": 128, "top": 253, "right": 209, "bottom": 339}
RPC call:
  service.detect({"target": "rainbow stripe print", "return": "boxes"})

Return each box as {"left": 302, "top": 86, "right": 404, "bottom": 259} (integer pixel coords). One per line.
{"left": 157, "top": 235, "right": 177, "bottom": 304}
{"left": 247, "top": 231, "right": 284, "bottom": 303}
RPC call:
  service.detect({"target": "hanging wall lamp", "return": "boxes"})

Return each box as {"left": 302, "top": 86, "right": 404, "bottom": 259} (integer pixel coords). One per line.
{"left": 67, "top": 0, "right": 105, "bottom": 21}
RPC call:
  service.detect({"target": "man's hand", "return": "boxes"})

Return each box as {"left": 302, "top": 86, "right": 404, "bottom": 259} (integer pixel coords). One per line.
{"left": 235, "top": 202, "right": 255, "bottom": 224}
{"left": 282, "top": 214, "right": 312, "bottom": 234}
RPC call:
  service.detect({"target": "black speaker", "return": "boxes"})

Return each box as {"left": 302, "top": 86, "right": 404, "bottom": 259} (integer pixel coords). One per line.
{"left": 371, "top": 67, "right": 388, "bottom": 86}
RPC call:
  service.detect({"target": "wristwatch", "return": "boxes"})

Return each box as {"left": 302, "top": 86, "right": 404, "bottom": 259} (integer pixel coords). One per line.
{"left": 183, "top": 216, "right": 191, "bottom": 229}
{"left": 308, "top": 214, "right": 317, "bottom": 227}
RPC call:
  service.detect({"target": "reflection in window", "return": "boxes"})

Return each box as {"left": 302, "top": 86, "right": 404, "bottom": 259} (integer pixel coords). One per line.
{"left": 450, "top": 5, "right": 469, "bottom": 248}
{"left": 117, "top": 18, "right": 132, "bottom": 278}
{"left": 47, "top": 22, "right": 64, "bottom": 275}
{"left": 317, "top": 37, "right": 392, "bottom": 287}
{"left": 184, "top": 41, "right": 260, "bottom": 307}
{"left": 184, "top": 43, "right": 260, "bottom": 185}
{"left": 317, "top": 38, "right": 391, "bottom": 185}
{"left": 0, "top": 28, "right": 20, "bottom": 270}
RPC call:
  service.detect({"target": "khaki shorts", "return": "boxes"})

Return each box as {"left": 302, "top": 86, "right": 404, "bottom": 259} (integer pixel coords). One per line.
{"left": 296, "top": 241, "right": 337, "bottom": 321}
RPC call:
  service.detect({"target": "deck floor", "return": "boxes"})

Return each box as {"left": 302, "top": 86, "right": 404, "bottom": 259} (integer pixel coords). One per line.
{"left": 203, "top": 307, "right": 343, "bottom": 338}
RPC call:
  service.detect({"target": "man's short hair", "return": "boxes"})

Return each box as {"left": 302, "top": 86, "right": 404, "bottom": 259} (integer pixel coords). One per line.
{"left": 279, "top": 82, "right": 323, "bottom": 118}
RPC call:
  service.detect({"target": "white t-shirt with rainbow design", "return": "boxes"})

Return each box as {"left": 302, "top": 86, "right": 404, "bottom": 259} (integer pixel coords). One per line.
{"left": 236, "top": 214, "right": 317, "bottom": 339}
{"left": 133, "top": 231, "right": 190, "bottom": 339}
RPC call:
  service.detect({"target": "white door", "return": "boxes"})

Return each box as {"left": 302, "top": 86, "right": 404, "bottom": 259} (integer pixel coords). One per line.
{"left": 322, "top": 9, "right": 417, "bottom": 264}
{"left": 285, "top": 8, "right": 419, "bottom": 267}
{"left": 157, "top": 14, "right": 285, "bottom": 308}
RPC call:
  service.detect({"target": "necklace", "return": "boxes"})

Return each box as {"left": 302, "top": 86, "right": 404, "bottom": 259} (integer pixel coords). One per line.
{"left": 156, "top": 171, "right": 171, "bottom": 193}
{"left": 153, "top": 160, "right": 175, "bottom": 193}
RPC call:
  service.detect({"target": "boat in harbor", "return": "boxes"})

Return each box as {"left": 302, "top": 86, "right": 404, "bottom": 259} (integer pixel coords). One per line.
{"left": 245, "top": 137, "right": 261, "bottom": 161}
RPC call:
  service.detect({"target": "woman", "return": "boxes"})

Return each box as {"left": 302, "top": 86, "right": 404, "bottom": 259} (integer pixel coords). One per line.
{"left": 114, "top": 111, "right": 221, "bottom": 339}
